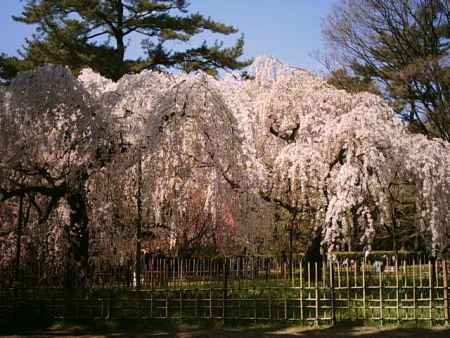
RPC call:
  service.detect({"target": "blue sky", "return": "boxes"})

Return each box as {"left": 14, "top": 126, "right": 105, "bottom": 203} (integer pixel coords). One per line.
{"left": 0, "top": 0, "right": 335, "bottom": 72}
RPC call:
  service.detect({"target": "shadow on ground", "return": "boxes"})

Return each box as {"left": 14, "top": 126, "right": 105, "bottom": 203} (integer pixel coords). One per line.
{"left": 2, "top": 324, "right": 450, "bottom": 338}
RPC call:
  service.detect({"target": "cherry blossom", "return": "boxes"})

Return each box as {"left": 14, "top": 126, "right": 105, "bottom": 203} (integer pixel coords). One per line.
{"left": 1, "top": 55, "right": 449, "bottom": 287}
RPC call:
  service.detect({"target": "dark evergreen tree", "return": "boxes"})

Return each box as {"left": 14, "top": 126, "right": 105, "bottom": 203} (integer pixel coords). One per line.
{"left": 0, "top": 54, "right": 23, "bottom": 84}
{"left": 10, "top": 0, "right": 251, "bottom": 80}
{"left": 327, "top": 68, "right": 379, "bottom": 95}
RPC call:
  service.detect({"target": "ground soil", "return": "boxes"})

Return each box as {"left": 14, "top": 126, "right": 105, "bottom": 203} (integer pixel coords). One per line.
{"left": 1, "top": 325, "right": 450, "bottom": 338}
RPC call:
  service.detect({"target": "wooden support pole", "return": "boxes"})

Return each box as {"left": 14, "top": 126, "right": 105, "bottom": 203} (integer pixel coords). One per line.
{"left": 150, "top": 290, "right": 153, "bottom": 318}
{"left": 180, "top": 289, "right": 183, "bottom": 319}
{"left": 223, "top": 258, "right": 229, "bottom": 321}
{"left": 347, "top": 260, "right": 351, "bottom": 319}
{"left": 379, "top": 261, "right": 383, "bottom": 326}
{"left": 396, "top": 257, "right": 399, "bottom": 323}
{"left": 165, "top": 289, "right": 168, "bottom": 318}
{"left": 315, "top": 262, "right": 319, "bottom": 326}
{"left": 429, "top": 259, "right": 433, "bottom": 327}
{"left": 300, "top": 261, "right": 304, "bottom": 321}
{"left": 330, "top": 260, "right": 336, "bottom": 325}
{"left": 209, "top": 288, "right": 212, "bottom": 319}
{"left": 442, "top": 259, "right": 449, "bottom": 324}
{"left": 362, "top": 258, "right": 366, "bottom": 320}
{"left": 135, "top": 154, "right": 143, "bottom": 290}
{"left": 412, "top": 259, "right": 417, "bottom": 323}
{"left": 195, "top": 290, "right": 199, "bottom": 318}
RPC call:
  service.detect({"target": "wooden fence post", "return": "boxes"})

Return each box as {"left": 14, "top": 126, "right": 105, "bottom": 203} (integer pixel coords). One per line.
{"left": 412, "top": 259, "right": 416, "bottom": 324}
{"left": 396, "top": 258, "right": 400, "bottom": 323}
{"left": 428, "top": 259, "right": 433, "bottom": 326}
{"left": 180, "top": 289, "right": 183, "bottom": 319}
{"left": 209, "top": 288, "right": 212, "bottom": 319}
{"left": 330, "top": 260, "right": 336, "bottom": 325}
{"left": 300, "top": 260, "right": 303, "bottom": 321}
{"left": 223, "top": 258, "right": 229, "bottom": 321}
{"left": 442, "top": 259, "right": 449, "bottom": 325}
{"left": 150, "top": 290, "right": 153, "bottom": 319}
{"left": 362, "top": 258, "right": 366, "bottom": 320}
{"left": 379, "top": 261, "right": 383, "bottom": 326}
{"left": 165, "top": 289, "right": 168, "bottom": 318}
{"left": 135, "top": 155, "right": 142, "bottom": 290}
{"left": 315, "top": 262, "right": 319, "bottom": 326}
{"left": 195, "top": 290, "right": 198, "bottom": 318}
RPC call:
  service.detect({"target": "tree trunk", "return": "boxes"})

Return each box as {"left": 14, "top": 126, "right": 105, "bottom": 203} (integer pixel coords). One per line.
{"left": 65, "top": 186, "right": 89, "bottom": 288}
{"left": 303, "top": 231, "right": 322, "bottom": 281}
{"left": 288, "top": 227, "right": 293, "bottom": 281}
{"left": 112, "top": 0, "right": 126, "bottom": 79}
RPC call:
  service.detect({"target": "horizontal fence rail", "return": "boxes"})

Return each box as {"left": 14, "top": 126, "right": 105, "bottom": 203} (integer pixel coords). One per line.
{"left": 1, "top": 255, "right": 449, "bottom": 326}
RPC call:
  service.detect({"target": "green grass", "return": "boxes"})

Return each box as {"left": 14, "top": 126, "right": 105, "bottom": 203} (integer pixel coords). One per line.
{"left": 1, "top": 285, "right": 448, "bottom": 331}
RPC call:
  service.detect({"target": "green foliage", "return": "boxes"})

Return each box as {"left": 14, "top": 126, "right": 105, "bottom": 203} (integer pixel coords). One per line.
{"left": 7, "top": 0, "right": 251, "bottom": 80}
{"left": 327, "top": 68, "right": 379, "bottom": 95}
{"left": 323, "top": 0, "right": 450, "bottom": 141}
{"left": 0, "top": 54, "right": 25, "bottom": 84}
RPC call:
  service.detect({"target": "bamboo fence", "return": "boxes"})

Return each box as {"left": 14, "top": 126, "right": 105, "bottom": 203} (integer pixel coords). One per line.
{"left": 1, "top": 255, "right": 449, "bottom": 326}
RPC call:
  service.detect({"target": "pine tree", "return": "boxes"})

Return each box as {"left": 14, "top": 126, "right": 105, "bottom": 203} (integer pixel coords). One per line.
{"left": 0, "top": 54, "right": 23, "bottom": 84}
{"left": 11, "top": 0, "right": 251, "bottom": 80}
{"left": 327, "top": 68, "right": 379, "bottom": 95}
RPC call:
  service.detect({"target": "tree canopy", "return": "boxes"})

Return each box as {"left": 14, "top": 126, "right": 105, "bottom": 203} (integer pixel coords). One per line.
{"left": 322, "top": 0, "right": 450, "bottom": 141}
{"left": 1, "top": 51, "right": 450, "bottom": 286}
{"left": 5, "top": 0, "right": 251, "bottom": 80}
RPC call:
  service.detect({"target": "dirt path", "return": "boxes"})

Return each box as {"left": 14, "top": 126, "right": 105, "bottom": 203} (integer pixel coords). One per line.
{"left": 2, "top": 325, "right": 450, "bottom": 338}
